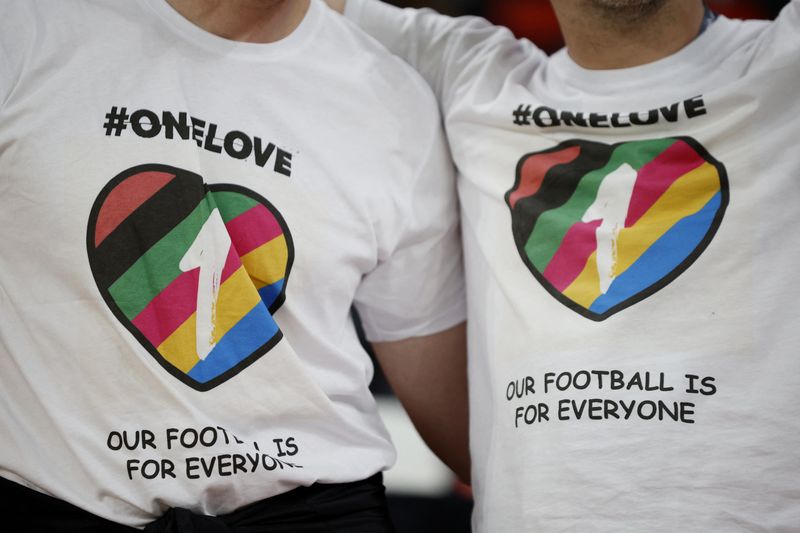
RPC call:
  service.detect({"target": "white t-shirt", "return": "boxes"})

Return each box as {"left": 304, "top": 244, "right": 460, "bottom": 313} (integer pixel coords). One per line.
{"left": 0, "top": 0, "right": 465, "bottom": 527}
{"left": 346, "top": 1, "right": 800, "bottom": 531}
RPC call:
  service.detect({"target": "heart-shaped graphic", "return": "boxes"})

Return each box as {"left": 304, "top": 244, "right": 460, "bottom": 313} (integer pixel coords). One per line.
{"left": 506, "top": 137, "right": 728, "bottom": 321}
{"left": 87, "top": 164, "right": 293, "bottom": 390}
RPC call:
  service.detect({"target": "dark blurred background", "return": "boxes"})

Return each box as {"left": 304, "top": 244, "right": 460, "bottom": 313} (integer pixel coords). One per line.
{"left": 364, "top": 1, "right": 791, "bottom": 531}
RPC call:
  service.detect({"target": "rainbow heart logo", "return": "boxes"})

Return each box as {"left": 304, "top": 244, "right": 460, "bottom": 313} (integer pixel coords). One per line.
{"left": 506, "top": 137, "right": 728, "bottom": 321}
{"left": 87, "top": 164, "right": 293, "bottom": 390}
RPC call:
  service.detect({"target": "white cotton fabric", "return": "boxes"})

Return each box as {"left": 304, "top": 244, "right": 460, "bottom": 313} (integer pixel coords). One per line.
{"left": 347, "top": 0, "right": 800, "bottom": 531}
{"left": 0, "top": 0, "right": 464, "bottom": 527}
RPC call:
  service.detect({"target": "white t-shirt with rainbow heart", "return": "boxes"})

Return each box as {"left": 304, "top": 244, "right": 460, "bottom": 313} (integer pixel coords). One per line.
{"left": 346, "top": 0, "right": 800, "bottom": 531}
{"left": 0, "top": 0, "right": 464, "bottom": 527}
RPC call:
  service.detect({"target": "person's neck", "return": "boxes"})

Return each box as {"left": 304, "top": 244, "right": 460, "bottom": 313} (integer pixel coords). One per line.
{"left": 166, "top": 0, "right": 311, "bottom": 43}
{"left": 551, "top": 0, "right": 706, "bottom": 70}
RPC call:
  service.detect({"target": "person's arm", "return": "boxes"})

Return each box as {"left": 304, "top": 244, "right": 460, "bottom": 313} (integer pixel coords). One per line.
{"left": 351, "top": 57, "right": 468, "bottom": 482}
{"left": 371, "top": 322, "right": 469, "bottom": 483}
{"left": 771, "top": 0, "right": 799, "bottom": 51}
{"left": 326, "top": 0, "right": 542, "bottom": 111}
{"left": 750, "top": 0, "right": 799, "bottom": 68}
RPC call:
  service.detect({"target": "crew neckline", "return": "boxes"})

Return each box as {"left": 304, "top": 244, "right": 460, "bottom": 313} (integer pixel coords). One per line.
{"left": 140, "top": 0, "right": 322, "bottom": 60}
{"left": 548, "top": 15, "right": 731, "bottom": 95}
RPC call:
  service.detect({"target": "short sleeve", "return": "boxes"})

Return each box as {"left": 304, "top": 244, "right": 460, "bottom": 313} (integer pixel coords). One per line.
{"left": 353, "top": 92, "right": 465, "bottom": 343}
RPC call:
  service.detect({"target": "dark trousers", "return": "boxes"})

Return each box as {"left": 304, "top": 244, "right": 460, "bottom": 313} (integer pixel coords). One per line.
{"left": 0, "top": 473, "right": 396, "bottom": 532}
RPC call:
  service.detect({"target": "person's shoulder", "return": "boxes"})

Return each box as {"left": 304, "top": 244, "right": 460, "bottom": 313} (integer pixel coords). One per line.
{"left": 715, "top": 4, "right": 799, "bottom": 72}
{"left": 762, "top": 0, "right": 800, "bottom": 49}
{"left": 317, "top": 4, "right": 440, "bottom": 108}
{"left": 1, "top": 0, "right": 139, "bottom": 42}
{"left": 1, "top": 0, "right": 128, "bottom": 23}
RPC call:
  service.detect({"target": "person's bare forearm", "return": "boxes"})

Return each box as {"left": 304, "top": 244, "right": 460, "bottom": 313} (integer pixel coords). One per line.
{"left": 372, "top": 322, "right": 470, "bottom": 483}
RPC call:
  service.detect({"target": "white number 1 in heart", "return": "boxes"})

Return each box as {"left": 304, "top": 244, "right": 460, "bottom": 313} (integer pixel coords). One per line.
{"left": 179, "top": 208, "right": 232, "bottom": 360}
{"left": 582, "top": 162, "right": 637, "bottom": 295}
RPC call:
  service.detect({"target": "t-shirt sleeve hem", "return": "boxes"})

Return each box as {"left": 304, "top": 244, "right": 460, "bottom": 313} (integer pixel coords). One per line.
{"left": 358, "top": 297, "right": 467, "bottom": 344}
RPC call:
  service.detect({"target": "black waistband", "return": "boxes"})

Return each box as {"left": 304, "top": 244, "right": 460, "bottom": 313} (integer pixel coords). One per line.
{"left": 0, "top": 473, "right": 394, "bottom": 533}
